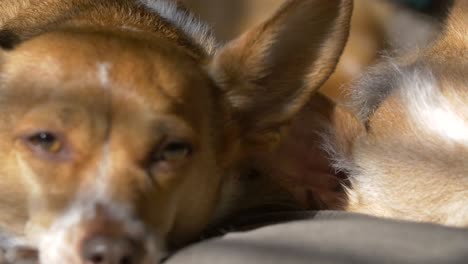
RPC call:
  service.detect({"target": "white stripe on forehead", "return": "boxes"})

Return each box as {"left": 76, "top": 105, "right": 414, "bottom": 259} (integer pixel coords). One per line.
{"left": 97, "top": 62, "right": 112, "bottom": 87}
{"left": 401, "top": 69, "right": 468, "bottom": 145}
{"left": 96, "top": 61, "right": 152, "bottom": 107}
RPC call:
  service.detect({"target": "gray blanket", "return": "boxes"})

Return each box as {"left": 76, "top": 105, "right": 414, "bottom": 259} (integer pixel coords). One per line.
{"left": 167, "top": 211, "right": 468, "bottom": 264}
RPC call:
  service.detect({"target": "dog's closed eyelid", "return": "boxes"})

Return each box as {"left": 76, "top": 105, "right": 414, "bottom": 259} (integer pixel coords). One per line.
{"left": 149, "top": 139, "right": 194, "bottom": 163}
{"left": 159, "top": 142, "right": 193, "bottom": 161}
{"left": 143, "top": 139, "right": 194, "bottom": 183}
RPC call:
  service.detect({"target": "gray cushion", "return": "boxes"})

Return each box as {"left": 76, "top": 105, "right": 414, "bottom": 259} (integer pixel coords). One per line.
{"left": 166, "top": 211, "right": 468, "bottom": 264}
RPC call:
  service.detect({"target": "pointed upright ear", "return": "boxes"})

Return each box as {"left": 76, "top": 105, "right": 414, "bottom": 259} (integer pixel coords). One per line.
{"left": 210, "top": 0, "right": 353, "bottom": 141}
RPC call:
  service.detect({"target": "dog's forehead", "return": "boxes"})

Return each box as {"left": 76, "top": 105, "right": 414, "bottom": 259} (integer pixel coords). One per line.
{"left": 2, "top": 30, "right": 213, "bottom": 109}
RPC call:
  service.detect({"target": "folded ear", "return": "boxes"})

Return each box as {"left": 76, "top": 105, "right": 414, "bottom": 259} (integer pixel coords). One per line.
{"left": 210, "top": 0, "right": 352, "bottom": 141}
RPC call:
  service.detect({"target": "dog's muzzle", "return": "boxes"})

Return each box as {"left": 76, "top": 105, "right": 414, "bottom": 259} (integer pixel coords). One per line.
{"left": 39, "top": 202, "right": 165, "bottom": 264}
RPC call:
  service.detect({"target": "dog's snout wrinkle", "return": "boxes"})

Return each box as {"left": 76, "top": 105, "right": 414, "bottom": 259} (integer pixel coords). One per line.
{"left": 81, "top": 234, "right": 143, "bottom": 264}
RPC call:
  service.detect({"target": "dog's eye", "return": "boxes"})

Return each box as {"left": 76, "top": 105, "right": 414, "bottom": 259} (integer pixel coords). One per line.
{"left": 157, "top": 141, "right": 192, "bottom": 162}
{"left": 27, "top": 132, "right": 62, "bottom": 154}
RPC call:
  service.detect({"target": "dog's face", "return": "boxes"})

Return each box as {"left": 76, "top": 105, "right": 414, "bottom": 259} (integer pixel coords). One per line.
{"left": 0, "top": 30, "right": 223, "bottom": 262}
{"left": 330, "top": 0, "right": 468, "bottom": 226}
{"left": 0, "top": 0, "right": 352, "bottom": 263}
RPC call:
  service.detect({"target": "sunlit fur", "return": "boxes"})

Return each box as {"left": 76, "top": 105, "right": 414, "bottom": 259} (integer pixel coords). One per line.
{"left": 0, "top": 0, "right": 352, "bottom": 262}
{"left": 326, "top": 0, "right": 468, "bottom": 227}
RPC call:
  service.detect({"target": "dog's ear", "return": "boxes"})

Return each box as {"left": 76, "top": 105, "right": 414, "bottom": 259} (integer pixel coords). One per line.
{"left": 210, "top": 0, "right": 352, "bottom": 151}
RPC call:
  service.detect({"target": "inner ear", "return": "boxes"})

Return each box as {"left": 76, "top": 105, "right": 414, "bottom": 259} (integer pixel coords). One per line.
{"left": 0, "top": 30, "right": 21, "bottom": 50}
{"left": 253, "top": 93, "right": 349, "bottom": 209}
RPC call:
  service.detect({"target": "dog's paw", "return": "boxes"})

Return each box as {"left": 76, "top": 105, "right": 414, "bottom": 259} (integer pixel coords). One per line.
{"left": 1, "top": 246, "right": 39, "bottom": 264}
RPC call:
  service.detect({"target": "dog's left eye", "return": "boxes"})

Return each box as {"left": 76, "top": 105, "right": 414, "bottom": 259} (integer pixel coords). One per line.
{"left": 26, "top": 132, "right": 63, "bottom": 154}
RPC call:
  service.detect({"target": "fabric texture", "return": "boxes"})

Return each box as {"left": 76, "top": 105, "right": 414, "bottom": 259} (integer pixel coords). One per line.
{"left": 166, "top": 211, "right": 468, "bottom": 264}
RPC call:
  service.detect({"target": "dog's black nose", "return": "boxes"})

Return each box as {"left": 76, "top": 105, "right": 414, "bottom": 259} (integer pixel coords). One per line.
{"left": 81, "top": 234, "right": 143, "bottom": 264}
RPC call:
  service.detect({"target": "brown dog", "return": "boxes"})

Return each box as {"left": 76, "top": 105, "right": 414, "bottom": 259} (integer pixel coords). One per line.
{"left": 322, "top": 0, "right": 468, "bottom": 226}
{"left": 0, "top": 0, "right": 352, "bottom": 263}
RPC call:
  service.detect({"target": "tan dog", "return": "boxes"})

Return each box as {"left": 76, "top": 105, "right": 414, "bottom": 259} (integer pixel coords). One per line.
{"left": 323, "top": 0, "right": 468, "bottom": 226}
{"left": 0, "top": 0, "right": 352, "bottom": 263}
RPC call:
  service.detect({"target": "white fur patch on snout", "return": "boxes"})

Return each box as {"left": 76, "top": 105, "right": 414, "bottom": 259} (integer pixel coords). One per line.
{"left": 39, "top": 143, "right": 164, "bottom": 264}
{"left": 38, "top": 201, "right": 164, "bottom": 264}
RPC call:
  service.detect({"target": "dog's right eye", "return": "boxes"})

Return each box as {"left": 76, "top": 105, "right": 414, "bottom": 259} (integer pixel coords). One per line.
{"left": 26, "top": 132, "right": 63, "bottom": 154}
{"left": 160, "top": 142, "right": 192, "bottom": 162}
